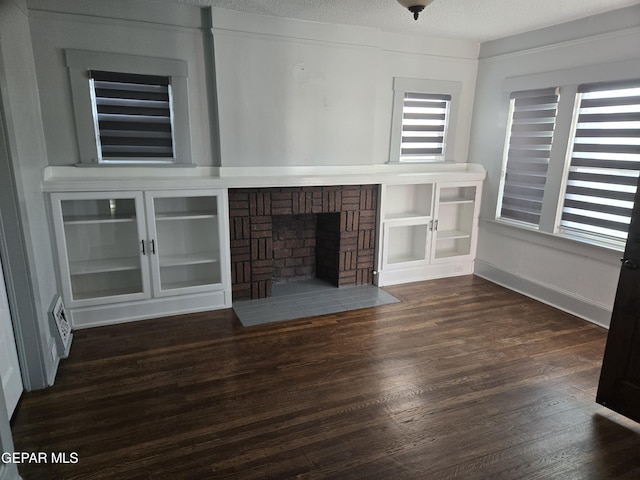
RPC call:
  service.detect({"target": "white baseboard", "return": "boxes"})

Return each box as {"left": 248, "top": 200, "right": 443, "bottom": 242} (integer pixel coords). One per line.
{"left": 69, "top": 289, "right": 231, "bottom": 329}
{"left": 474, "top": 259, "right": 612, "bottom": 329}
{"left": 377, "top": 261, "right": 474, "bottom": 286}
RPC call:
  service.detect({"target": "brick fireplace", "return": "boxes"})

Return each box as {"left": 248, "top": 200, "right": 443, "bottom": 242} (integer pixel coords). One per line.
{"left": 228, "top": 185, "right": 378, "bottom": 301}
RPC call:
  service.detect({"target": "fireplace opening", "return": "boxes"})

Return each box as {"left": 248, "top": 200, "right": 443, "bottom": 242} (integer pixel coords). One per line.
{"left": 271, "top": 213, "right": 341, "bottom": 287}
{"left": 229, "top": 185, "right": 378, "bottom": 301}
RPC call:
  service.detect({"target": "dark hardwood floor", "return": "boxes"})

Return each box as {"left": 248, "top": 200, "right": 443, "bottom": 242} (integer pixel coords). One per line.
{"left": 10, "top": 275, "right": 640, "bottom": 479}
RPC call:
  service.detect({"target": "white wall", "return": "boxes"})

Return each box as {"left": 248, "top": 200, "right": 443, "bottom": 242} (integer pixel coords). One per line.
{"left": 26, "top": 1, "right": 480, "bottom": 170}
{"left": 0, "top": 0, "right": 61, "bottom": 388}
{"left": 0, "top": 374, "right": 20, "bottom": 480}
{"left": 27, "top": 0, "right": 217, "bottom": 167}
{"left": 211, "top": 9, "right": 479, "bottom": 167}
{"left": 468, "top": 5, "right": 640, "bottom": 327}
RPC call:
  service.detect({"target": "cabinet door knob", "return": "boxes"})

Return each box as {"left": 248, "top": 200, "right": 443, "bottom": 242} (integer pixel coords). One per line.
{"left": 141, "top": 240, "right": 146, "bottom": 255}
{"left": 151, "top": 239, "right": 156, "bottom": 255}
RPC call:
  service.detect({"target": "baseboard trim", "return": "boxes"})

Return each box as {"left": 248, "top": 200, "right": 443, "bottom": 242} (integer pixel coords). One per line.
{"left": 376, "top": 261, "right": 474, "bottom": 286}
{"left": 474, "top": 259, "right": 612, "bottom": 329}
{"left": 69, "top": 289, "right": 231, "bottom": 329}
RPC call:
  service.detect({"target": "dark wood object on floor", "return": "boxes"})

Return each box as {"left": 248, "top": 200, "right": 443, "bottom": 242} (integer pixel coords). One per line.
{"left": 597, "top": 174, "right": 640, "bottom": 422}
{"left": 11, "top": 276, "right": 640, "bottom": 479}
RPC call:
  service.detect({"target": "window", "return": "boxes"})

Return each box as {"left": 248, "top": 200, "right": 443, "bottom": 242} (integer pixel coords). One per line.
{"left": 66, "top": 50, "right": 191, "bottom": 166}
{"left": 90, "top": 71, "right": 176, "bottom": 164}
{"left": 389, "top": 78, "right": 462, "bottom": 163}
{"left": 498, "top": 88, "right": 560, "bottom": 226}
{"left": 559, "top": 80, "right": 640, "bottom": 241}
{"left": 496, "top": 65, "right": 640, "bottom": 250}
{"left": 399, "top": 92, "right": 451, "bottom": 162}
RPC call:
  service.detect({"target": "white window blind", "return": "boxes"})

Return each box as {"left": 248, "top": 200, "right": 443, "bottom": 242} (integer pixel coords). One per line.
{"left": 560, "top": 80, "right": 640, "bottom": 241}
{"left": 499, "top": 87, "right": 560, "bottom": 226}
{"left": 400, "top": 92, "right": 451, "bottom": 162}
{"left": 90, "top": 70, "right": 176, "bottom": 163}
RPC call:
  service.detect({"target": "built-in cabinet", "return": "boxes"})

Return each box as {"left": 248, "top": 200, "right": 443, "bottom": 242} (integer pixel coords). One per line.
{"left": 45, "top": 164, "right": 485, "bottom": 328}
{"left": 376, "top": 180, "right": 482, "bottom": 286}
{"left": 50, "top": 189, "right": 231, "bottom": 328}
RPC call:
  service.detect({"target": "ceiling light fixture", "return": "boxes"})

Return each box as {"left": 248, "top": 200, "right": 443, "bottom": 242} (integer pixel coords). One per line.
{"left": 397, "top": 0, "right": 435, "bottom": 21}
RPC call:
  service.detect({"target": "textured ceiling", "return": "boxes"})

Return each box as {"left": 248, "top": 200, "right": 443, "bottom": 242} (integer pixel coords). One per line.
{"left": 166, "top": 0, "right": 640, "bottom": 42}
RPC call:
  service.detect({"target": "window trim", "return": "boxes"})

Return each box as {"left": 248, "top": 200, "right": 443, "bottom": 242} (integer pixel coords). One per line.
{"left": 388, "top": 77, "right": 462, "bottom": 163}
{"left": 494, "top": 57, "right": 640, "bottom": 251}
{"left": 65, "top": 49, "right": 191, "bottom": 166}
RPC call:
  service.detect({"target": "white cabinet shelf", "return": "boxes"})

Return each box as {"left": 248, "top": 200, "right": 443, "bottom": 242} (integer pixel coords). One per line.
{"left": 159, "top": 253, "right": 220, "bottom": 267}
{"left": 160, "top": 279, "right": 219, "bottom": 290}
{"left": 377, "top": 179, "right": 482, "bottom": 286}
{"left": 155, "top": 212, "right": 218, "bottom": 221}
{"left": 438, "top": 198, "right": 475, "bottom": 205}
{"left": 72, "top": 285, "right": 143, "bottom": 301}
{"left": 63, "top": 215, "right": 136, "bottom": 225}
{"left": 50, "top": 189, "right": 231, "bottom": 328}
{"left": 384, "top": 213, "right": 431, "bottom": 221}
{"left": 69, "top": 257, "right": 141, "bottom": 275}
{"left": 436, "top": 230, "right": 471, "bottom": 240}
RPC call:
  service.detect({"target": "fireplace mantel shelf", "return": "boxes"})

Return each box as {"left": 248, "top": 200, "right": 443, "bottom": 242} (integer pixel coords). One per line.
{"left": 42, "top": 163, "right": 486, "bottom": 192}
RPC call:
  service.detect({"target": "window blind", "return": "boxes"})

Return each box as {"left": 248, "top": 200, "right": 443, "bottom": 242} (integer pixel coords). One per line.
{"left": 90, "top": 70, "right": 175, "bottom": 163}
{"left": 499, "top": 87, "right": 560, "bottom": 226}
{"left": 400, "top": 92, "right": 451, "bottom": 162}
{"left": 560, "top": 80, "right": 640, "bottom": 241}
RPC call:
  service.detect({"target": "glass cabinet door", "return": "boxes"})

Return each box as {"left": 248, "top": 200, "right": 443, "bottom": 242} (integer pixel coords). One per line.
{"left": 146, "top": 191, "right": 222, "bottom": 296}
{"left": 432, "top": 184, "right": 478, "bottom": 262}
{"left": 54, "top": 192, "right": 150, "bottom": 306}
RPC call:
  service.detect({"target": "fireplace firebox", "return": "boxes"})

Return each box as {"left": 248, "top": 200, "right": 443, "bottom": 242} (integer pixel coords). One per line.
{"left": 229, "top": 185, "right": 378, "bottom": 301}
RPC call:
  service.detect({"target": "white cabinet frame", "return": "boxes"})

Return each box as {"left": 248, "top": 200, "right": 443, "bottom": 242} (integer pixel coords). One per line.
{"left": 144, "top": 189, "right": 230, "bottom": 298}
{"left": 50, "top": 189, "right": 231, "bottom": 328}
{"left": 431, "top": 181, "right": 482, "bottom": 264}
{"left": 51, "top": 191, "right": 151, "bottom": 308}
{"left": 376, "top": 179, "right": 483, "bottom": 286}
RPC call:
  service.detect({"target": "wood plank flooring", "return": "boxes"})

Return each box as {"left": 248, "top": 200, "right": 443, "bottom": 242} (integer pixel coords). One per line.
{"left": 10, "top": 275, "right": 640, "bottom": 479}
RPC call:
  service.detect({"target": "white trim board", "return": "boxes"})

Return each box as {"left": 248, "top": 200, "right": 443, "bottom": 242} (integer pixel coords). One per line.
{"left": 68, "top": 289, "right": 231, "bottom": 329}
{"left": 474, "top": 259, "right": 612, "bottom": 329}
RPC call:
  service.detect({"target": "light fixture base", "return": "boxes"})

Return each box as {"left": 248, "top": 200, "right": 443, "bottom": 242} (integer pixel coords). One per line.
{"left": 408, "top": 5, "right": 425, "bottom": 20}
{"left": 396, "top": 0, "right": 435, "bottom": 21}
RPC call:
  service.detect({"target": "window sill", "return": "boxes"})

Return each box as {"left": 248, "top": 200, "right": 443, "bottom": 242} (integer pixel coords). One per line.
{"left": 481, "top": 218, "right": 624, "bottom": 265}
{"left": 388, "top": 160, "right": 455, "bottom": 165}
{"left": 74, "top": 164, "right": 196, "bottom": 168}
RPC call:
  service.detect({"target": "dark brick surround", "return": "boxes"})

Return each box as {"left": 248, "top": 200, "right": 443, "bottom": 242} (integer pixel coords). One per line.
{"left": 229, "top": 185, "right": 378, "bottom": 301}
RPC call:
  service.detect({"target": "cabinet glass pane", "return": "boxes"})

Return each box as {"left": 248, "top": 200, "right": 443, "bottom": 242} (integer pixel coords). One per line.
{"left": 434, "top": 200, "right": 474, "bottom": 259}
{"left": 438, "top": 186, "right": 476, "bottom": 203}
{"left": 153, "top": 195, "right": 221, "bottom": 291}
{"left": 61, "top": 198, "right": 137, "bottom": 222}
{"left": 154, "top": 196, "right": 218, "bottom": 218}
{"left": 384, "top": 184, "right": 433, "bottom": 219}
{"left": 61, "top": 198, "right": 143, "bottom": 300}
{"left": 434, "top": 236, "right": 472, "bottom": 259}
{"left": 386, "top": 224, "right": 428, "bottom": 264}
